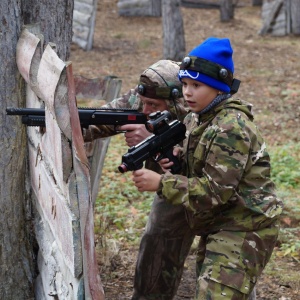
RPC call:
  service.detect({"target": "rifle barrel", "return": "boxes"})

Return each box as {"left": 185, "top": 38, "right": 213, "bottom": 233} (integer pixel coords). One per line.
{"left": 6, "top": 107, "right": 45, "bottom": 116}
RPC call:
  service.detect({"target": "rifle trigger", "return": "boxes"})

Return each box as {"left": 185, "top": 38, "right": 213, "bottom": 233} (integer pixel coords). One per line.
{"left": 154, "top": 153, "right": 163, "bottom": 162}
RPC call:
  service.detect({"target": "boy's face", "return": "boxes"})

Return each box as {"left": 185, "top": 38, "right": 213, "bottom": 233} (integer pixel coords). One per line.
{"left": 181, "top": 77, "right": 219, "bottom": 113}
{"left": 140, "top": 95, "right": 169, "bottom": 117}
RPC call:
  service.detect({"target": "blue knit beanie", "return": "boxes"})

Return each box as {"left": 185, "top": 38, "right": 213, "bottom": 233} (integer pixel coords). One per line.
{"left": 179, "top": 37, "right": 234, "bottom": 93}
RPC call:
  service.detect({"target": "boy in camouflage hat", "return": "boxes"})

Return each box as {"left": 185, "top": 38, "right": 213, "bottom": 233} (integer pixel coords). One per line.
{"left": 83, "top": 60, "right": 187, "bottom": 147}
{"left": 131, "top": 37, "right": 283, "bottom": 299}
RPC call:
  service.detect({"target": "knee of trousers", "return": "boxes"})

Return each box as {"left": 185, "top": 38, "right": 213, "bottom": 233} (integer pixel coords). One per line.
{"left": 134, "top": 233, "right": 195, "bottom": 298}
{"left": 194, "top": 226, "right": 279, "bottom": 299}
{"left": 137, "top": 233, "right": 195, "bottom": 269}
{"left": 145, "top": 195, "right": 192, "bottom": 236}
{"left": 195, "top": 276, "right": 253, "bottom": 300}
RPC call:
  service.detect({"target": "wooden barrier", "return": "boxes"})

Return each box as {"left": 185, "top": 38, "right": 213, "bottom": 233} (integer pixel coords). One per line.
{"left": 16, "top": 24, "right": 121, "bottom": 299}
{"left": 73, "top": 0, "right": 98, "bottom": 50}
{"left": 117, "top": 0, "right": 162, "bottom": 16}
{"left": 74, "top": 75, "right": 122, "bottom": 204}
{"left": 259, "top": 0, "right": 300, "bottom": 35}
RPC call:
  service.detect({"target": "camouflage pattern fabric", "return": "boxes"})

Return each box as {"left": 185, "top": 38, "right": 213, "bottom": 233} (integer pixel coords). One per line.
{"left": 83, "top": 60, "right": 188, "bottom": 142}
{"left": 140, "top": 60, "right": 182, "bottom": 88}
{"left": 82, "top": 87, "right": 140, "bottom": 141}
{"left": 132, "top": 98, "right": 282, "bottom": 299}
{"left": 132, "top": 194, "right": 195, "bottom": 300}
{"left": 159, "top": 98, "right": 282, "bottom": 232}
{"left": 82, "top": 85, "right": 188, "bottom": 142}
{"left": 194, "top": 223, "right": 279, "bottom": 299}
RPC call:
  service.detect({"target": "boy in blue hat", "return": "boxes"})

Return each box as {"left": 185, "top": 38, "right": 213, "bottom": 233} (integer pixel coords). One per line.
{"left": 131, "top": 37, "right": 283, "bottom": 299}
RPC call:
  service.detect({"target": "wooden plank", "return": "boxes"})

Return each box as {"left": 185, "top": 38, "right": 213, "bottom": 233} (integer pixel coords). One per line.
{"left": 16, "top": 27, "right": 42, "bottom": 85}
{"left": 74, "top": 75, "right": 106, "bottom": 100}
{"left": 73, "top": 23, "right": 90, "bottom": 41}
{"left": 181, "top": 0, "right": 220, "bottom": 8}
{"left": 16, "top": 26, "right": 105, "bottom": 299}
{"left": 28, "top": 145, "right": 81, "bottom": 276}
{"left": 259, "top": 0, "right": 284, "bottom": 35}
{"left": 72, "top": 0, "right": 98, "bottom": 51}
{"left": 74, "top": 1, "right": 94, "bottom": 14}
{"left": 67, "top": 64, "right": 105, "bottom": 300}
{"left": 72, "top": 35, "right": 88, "bottom": 50}
{"left": 118, "top": 0, "right": 162, "bottom": 17}
{"left": 74, "top": 75, "right": 122, "bottom": 204}
{"left": 73, "top": 10, "right": 92, "bottom": 27}
{"left": 74, "top": 75, "right": 113, "bottom": 204}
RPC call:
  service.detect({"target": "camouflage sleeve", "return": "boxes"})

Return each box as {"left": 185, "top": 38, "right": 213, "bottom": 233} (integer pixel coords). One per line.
{"left": 82, "top": 87, "right": 142, "bottom": 142}
{"left": 102, "top": 87, "right": 141, "bottom": 110}
{"left": 158, "top": 117, "right": 251, "bottom": 212}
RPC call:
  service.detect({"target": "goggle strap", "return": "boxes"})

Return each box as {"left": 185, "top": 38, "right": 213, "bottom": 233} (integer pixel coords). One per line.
{"left": 180, "top": 56, "right": 233, "bottom": 86}
{"left": 137, "top": 84, "right": 183, "bottom": 100}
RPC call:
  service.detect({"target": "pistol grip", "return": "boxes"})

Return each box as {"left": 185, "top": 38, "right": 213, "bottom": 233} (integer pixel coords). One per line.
{"left": 165, "top": 149, "right": 181, "bottom": 174}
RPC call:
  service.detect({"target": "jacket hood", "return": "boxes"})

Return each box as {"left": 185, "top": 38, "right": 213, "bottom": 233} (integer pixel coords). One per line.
{"left": 212, "top": 98, "right": 254, "bottom": 121}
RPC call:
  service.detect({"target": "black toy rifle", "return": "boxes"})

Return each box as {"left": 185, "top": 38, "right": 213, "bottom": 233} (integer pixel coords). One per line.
{"left": 118, "top": 110, "right": 186, "bottom": 174}
{"left": 6, "top": 107, "right": 147, "bottom": 128}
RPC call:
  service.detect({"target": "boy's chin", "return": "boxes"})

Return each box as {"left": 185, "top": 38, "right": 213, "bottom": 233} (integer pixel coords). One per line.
{"left": 189, "top": 108, "right": 201, "bottom": 113}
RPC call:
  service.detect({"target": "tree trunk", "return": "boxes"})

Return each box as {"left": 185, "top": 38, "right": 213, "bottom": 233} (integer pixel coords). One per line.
{"left": 22, "top": 0, "right": 74, "bottom": 61}
{"left": 252, "top": 0, "right": 262, "bottom": 6}
{"left": 220, "top": 0, "right": 234, "bottom": 22}
{"left": 162, "top": 0, "right": 186, "bottom": 61}
{"left": 0, "top": 2, "right": 34, "bottom": 298}
{"left": 249, "top": 287, "right": 257, "bottom": 300}
{"left": 0, "top": 0, "right": 73, "bottom": 298}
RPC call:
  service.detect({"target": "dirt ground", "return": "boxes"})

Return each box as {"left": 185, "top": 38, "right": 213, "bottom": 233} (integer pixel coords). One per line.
{"left": 70, "top": 0, "right": 300, "bottom": 299}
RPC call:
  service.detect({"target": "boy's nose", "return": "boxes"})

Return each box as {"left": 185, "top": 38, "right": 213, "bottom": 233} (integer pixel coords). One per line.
{"left": 184, "top": 86, "right": 191, "bottom": 96}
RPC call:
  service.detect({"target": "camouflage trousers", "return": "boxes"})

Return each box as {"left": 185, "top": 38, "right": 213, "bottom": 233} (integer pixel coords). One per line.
{"left": 131, "top": 195, "right": 279, "bottom": 300}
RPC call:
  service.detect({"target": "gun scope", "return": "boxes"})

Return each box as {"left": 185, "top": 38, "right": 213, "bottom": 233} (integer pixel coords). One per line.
{"left": 145, "top": 110, "right": 172, "bottom": 134}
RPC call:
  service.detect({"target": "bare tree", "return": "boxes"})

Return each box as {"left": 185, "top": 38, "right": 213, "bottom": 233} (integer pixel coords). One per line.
{"left": 162, "top": 0, "right": 186, "bottom": 60}
{"left": 220, "top": 0, "right": 234, "bottom": 21}
{"left": 0, "top": 0, "right": 73, "bottom": 298}
{"left": 252, "top": 0, "right": 263, "bottom": 6}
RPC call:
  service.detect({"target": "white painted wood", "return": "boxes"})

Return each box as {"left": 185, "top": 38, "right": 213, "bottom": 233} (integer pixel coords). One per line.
{"left": 16, "top": 26, "right": 105, "bottom": 299}
{"left": 72, "top": 0, "right": 98, "bottom": 50}
{"left": 117, "top": 0, "right": 162, "bottom": 16}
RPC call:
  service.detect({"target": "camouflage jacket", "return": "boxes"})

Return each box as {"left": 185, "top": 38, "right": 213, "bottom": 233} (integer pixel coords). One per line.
{"left": 83, "top": 86, "right": 188, "bottom": 141}
{"left": 158, "top": 98, "right": 283, "bottom": 232}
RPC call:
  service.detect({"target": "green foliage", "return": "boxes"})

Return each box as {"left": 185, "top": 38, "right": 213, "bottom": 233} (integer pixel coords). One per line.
{"left": 268, "top": 142, "right": 300, "bottom": 220}
{"left": 268, "top": 142, "right": 300, "bottom": 259}
{"left": 269, "top": 142, "right": 300, "bottom": 189}
{"left": 276, "top": 227, "right": 300, "bottom": 260}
